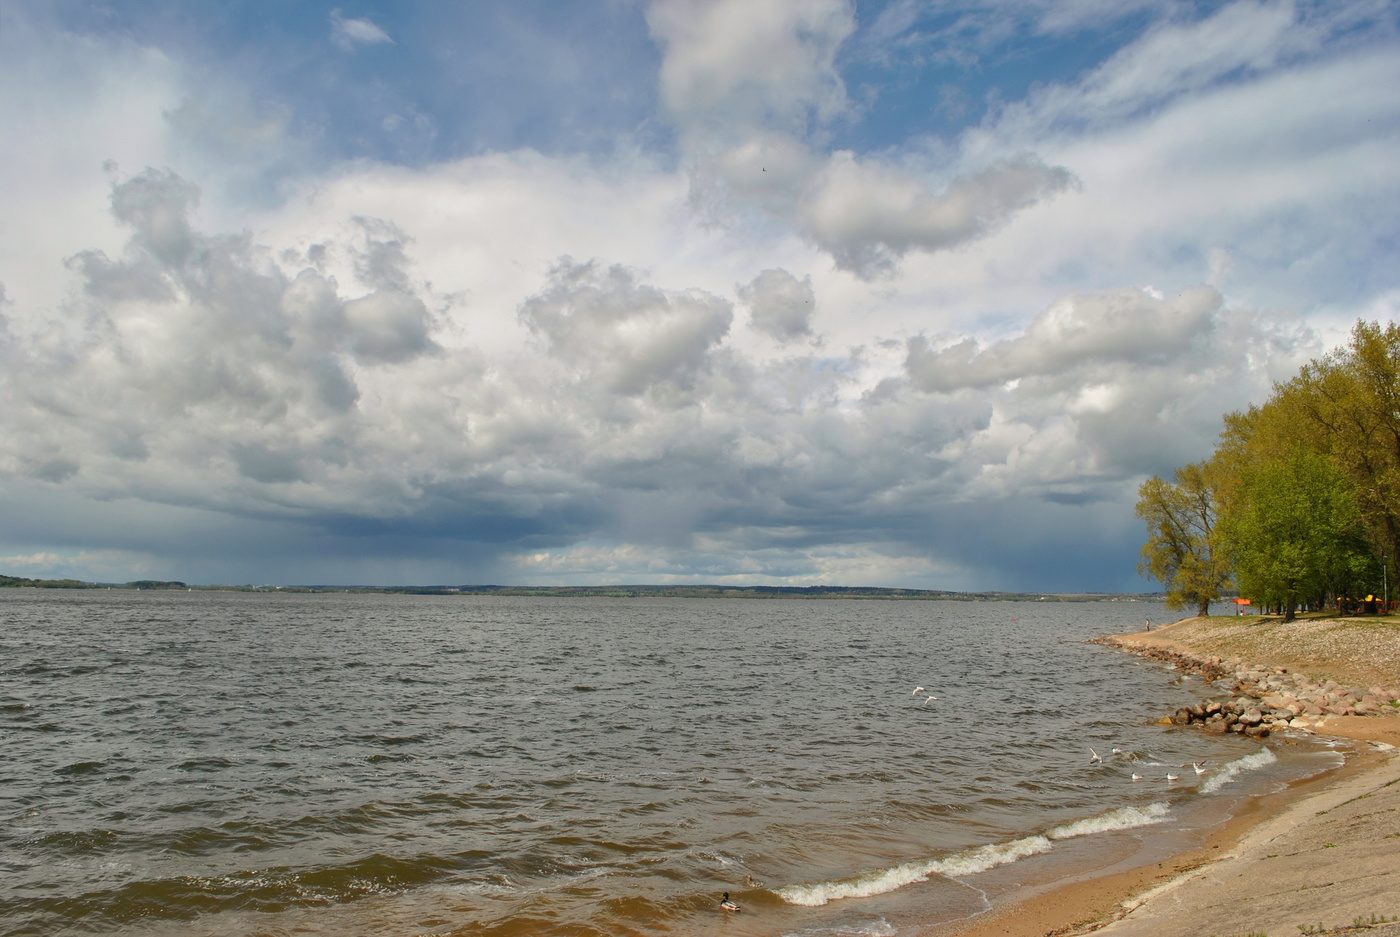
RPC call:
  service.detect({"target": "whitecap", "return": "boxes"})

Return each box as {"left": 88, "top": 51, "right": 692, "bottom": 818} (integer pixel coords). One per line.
{"left": 1200, "top": 748, "right": 1277, "bottom": 794}
{"left": 1047, "top": 802, "right": 1170, "bottom": 839}
{"left": 777, "top": 835, "right": 1051, "bottom": 907}
{"left": 778, "top": 802, "right": 1172, "bottom": 907}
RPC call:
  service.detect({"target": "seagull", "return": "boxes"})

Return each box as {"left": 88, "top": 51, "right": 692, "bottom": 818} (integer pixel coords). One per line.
{"left": 1192, "top": 762, "right": 1208, "bottom": 775}
{"left": 1131, "top": 773, "right": 1143, "bottom": 781}
{"left": 1165, "top": 773, "right": 1180, "bottom": 782}
{"left": 1089, "top": 748, "right": 1102, "bottom": 764}
{"left": 923, "top": 694, "right": 940, "bottom": 705}
{"left": 912, "top": 686, "right": 926, "bottom": 696}
{"left": 1112, "top": 748, "right": 1124, "bottom": 755}
{"left": 720, "top": 892, "right": 742, "bottom": 912}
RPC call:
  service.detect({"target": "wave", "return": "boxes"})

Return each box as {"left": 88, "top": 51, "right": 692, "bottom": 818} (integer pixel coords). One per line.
{"left": 781, "top": 919, "right": 897, "bottom": 937}
{"left": 1047, "top": 802, "right": 1170, "bottom": 840}
{"left": 778, "top": 802, "right": 1171, "bottom": 907}
{"left": 1200, "top": 748, "right": 1277, "bottom": 794}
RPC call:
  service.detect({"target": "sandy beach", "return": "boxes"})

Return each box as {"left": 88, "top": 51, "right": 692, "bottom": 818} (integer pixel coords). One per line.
{"left": 944, "top": 614, "right": 1400, "bottom": 937}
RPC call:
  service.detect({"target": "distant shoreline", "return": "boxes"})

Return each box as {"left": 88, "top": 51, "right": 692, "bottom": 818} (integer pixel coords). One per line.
{"left": 0, "top": 574, "right": 1163, "bottom": 602}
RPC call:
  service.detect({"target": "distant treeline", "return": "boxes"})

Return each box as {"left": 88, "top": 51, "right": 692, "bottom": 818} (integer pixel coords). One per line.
{"left": 1138, "top": 320, "right": 1400, "bottom": 621}
{"left": 0, "top": 576, "right": 186, "bottom": 590}
{"left": 0, "top": 575, "right": 1160, "bottom": 602}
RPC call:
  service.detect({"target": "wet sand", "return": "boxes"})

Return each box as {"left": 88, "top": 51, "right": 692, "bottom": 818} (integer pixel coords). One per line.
{"left": 941, "top": 616, "right": 1400, "bottom": 937}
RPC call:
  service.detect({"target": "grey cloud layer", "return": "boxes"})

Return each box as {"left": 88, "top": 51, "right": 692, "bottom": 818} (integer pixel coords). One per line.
{"left": 0, "top": 169, "right": 1315, "bottom": 584}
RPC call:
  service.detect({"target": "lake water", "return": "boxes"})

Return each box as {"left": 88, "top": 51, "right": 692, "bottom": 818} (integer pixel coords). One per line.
{"left": 0, "top": 590, "right": 1341, "bottom": 937}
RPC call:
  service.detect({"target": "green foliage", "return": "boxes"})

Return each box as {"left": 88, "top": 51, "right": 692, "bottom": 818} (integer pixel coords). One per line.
{"left": 1219, "top": 449, "right": 1373, "bottom": 621}
{"left": 1136, "top": 460, "right": 1229, "bottom": 615}
{"left": 1147, "top": 320, "right": 1399, "bottom": 618}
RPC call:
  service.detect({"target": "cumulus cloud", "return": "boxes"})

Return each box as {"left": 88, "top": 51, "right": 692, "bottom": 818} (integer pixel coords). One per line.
{"left": 0, "top": 163, "right": 1322, "bottom": 587}
{"left": 906, "top": 286, "right": 1221, "bottom": 393}
{"left": 520, "top": 258, "right": 733, "bottom": 396}
{"left": 330, "top": 9, "right": 393, "bottom": 51}
{"left": 738, "top": 267, "right": 815, "bottom": 342}
{"left": 648, "top": 0, "right": 1076, "bottom": 277}
{"left": 797, "top": 153, "right": 1078, "bottom": 277}
{"left": 647, "top": 0, "right": 853, "bottom": 144}
{"left": 2, "top": 1, "right": 1392, "bottom": 588}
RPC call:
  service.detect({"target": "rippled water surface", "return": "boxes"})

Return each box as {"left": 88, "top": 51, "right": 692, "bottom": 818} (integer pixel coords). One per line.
{"left": 0, "top": 591, "right": 1334, "bottom": 936}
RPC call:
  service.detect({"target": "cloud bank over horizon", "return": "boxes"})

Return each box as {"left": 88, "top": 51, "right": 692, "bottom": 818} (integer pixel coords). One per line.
{"left": 1, "top": 0, "right": 1397, "bottom": 589}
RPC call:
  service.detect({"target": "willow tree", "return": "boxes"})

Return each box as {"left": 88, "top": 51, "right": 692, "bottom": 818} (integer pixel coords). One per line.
{"left": 1136, "top": 461, "right": 1229, "bottom": 616}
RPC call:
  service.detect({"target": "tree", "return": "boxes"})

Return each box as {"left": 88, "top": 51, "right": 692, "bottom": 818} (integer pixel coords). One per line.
{"left": 1218, "top": 448, "right": 1372, "bottom": 621}
{"left": 1284, "top": 320, "right": 1400, "bottom": 579}
{"left": 1136, "top": 461, "right": 1229, "bottom": 616}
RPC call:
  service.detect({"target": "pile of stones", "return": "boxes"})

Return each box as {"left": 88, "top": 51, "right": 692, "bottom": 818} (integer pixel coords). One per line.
{"left": 1092, "top": 637, "right": 1400, "bottom": 737}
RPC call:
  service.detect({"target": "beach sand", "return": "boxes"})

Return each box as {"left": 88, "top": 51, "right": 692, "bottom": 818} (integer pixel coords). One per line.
{"left": 942, "top": 615, "right": 1400, "bottom": 937}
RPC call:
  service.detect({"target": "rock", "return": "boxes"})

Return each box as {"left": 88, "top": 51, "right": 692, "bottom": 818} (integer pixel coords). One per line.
{"left": 1244, "top": 724, "right": 1270, "bottom": 738}
{"left": 1240, "top": 708, "right": 1264, "bottom": 726}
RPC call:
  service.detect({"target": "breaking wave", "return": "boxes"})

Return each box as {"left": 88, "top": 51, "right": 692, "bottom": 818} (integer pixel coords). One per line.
{"left": 778, "top": 802, "right": 1171, "bottom": 907}
{"left": 1200, "top": 748, "right": 1277, "bottom": 794}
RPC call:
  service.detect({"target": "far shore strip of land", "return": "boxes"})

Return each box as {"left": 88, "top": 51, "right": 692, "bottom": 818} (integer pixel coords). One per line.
{"left": 943, "top": 613, "right": 1400, "bottom": 937}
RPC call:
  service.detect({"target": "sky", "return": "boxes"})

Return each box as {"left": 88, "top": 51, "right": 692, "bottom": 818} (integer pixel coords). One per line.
{"left": 1, "top": 0, "right": 1397, "bottom": 590}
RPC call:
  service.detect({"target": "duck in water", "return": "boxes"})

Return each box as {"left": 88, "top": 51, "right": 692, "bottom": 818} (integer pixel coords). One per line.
{"left": 720, "top": 892, "right": 742, "bottom": 912}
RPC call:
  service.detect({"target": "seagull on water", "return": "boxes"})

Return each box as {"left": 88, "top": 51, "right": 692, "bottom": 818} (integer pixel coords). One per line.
{"left": 1165, "top": 772, "right": 1180, "bottom": 782}
{"left": 1131, "top": 773, "right": 1143, "bottom": 781}
{"left": 1192, "top": 762, "right": 1208, "bottom": 775}
{"left": 1089, "top": 748, "right": 1102, "bottom": 764}
{"left": 720, "top": 892, "right": 742, "bottom": 912}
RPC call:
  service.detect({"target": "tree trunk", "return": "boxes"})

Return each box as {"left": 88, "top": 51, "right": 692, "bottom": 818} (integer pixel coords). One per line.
{"left": 1283, "top": 600, "right": 1297, "bottom": 622}
{"left": 1196, "top": 597, "right": 1210, "bottom": 617}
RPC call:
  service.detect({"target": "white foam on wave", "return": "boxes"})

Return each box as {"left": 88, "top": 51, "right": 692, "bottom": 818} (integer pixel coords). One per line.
{"left": 1047, "top": 802, "right": 1170, "bottom": 840}
{"left": 780, "top": 918, "right": 897, "bottom": 937}
{"left": 1200, "top": 747, "right": 1277, "bottom": 794}
{"left": 777, "top": 835, "right": 1052, "bottom": 907}
{"left": 778, "top": 802, "right": 1172, "bottom": 907}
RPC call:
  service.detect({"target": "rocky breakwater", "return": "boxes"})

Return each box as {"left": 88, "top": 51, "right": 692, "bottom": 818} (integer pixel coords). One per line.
{"left": 1092, "top": 636, "right": 1400, "bottom": 737}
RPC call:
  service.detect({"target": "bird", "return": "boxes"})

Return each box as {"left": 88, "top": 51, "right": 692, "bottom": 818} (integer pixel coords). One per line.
{"left": 1089, "top": 748, "right": 1102, "bottom": 764}
{"left": 922, "top": 694, "right": 939, "bottom": 705}
{"left": 912, "top": 686, "right": 925, "bottom": 695}
{"left": 1192, "top": 762, "right": 1208, "bottom": 775}
{"left": 720, "top": 892, "right": 742, "bottom": 912}
{"left": 1131, "top": 773, "right": 1143, "bottom": 781}
{"left": 1112, "top": 748, "right": 1125, "bottom": 755}
{"left": 1165, "top": 773, "right": 1180, "bottom": 782}
{"left": 745, "top": 874, "right": 763, "bottom": 888}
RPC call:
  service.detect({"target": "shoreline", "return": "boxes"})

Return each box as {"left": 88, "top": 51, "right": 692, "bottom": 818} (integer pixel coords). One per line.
{"left": 939, "top": 615, "right": 1400, "bottom": 937}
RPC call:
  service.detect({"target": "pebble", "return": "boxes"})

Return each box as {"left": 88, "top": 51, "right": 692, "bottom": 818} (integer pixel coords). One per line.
{"left": 1091, "top": 636, "right": 1400, "bottom": 735}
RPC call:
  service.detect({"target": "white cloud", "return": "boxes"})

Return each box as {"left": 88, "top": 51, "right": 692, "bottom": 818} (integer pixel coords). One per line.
{"left": 647, "top": 0, "right": 853, "bottom": 144}
{"left": 905, "top": 286, "right": 1221, "bottom": 392}
{"left": 330, "top": 9, "right": 394, "bottom": 51}
{"left": 0, "top": 1, "right": 1395, "bottom": 588}
{"left": 738, "top": 268, "right": 816, "bottom": 342}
